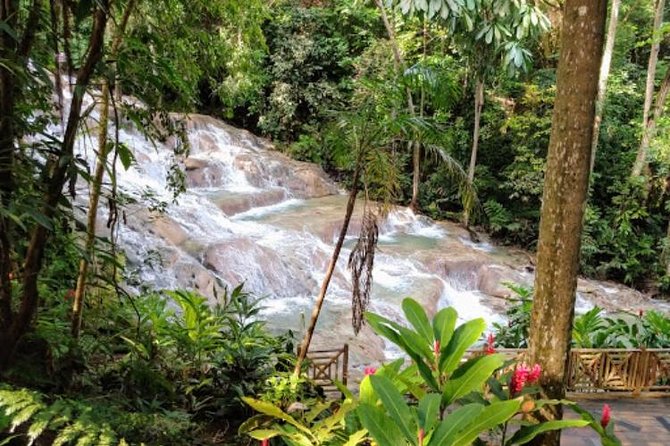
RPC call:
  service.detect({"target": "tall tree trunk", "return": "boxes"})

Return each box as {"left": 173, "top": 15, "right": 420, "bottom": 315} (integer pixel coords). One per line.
{"left": 590, "top": 0, "right": 620, "bottom": 173}
{"left": 636, "top": 66, "right": 670, "bottom": 179}
{"left": 0, "top": 0, "right": 43, "bottom": 330}
{"left": 0, "top": 0, "right": 19, "bottom": 331}
{"left": 409, "top": 20, "right": 428, "bottom": 212}
{"left": 527, "top": 1, "right": 607, "bottom": 446}
{"left": 294, "top": 149, "right": 364, "bottom": 376}
{"left": 463, "top": 78, "right": 484, "bottom": 227}
{"left": 374, "top": 0, "right": 421, "bottom": 212}
{"left": 0, "top": 1, "right": 109, "bottom": 371}
{"left": 631, "top": 0, "right": 665, "bottom": 178}
{"left": 72, "top": 0, "right": 137, "bottom": 339}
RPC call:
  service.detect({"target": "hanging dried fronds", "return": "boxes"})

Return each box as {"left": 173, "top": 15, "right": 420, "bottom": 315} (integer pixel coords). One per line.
{"left": 348, "top": 206, "right": 379, "bottom": 335}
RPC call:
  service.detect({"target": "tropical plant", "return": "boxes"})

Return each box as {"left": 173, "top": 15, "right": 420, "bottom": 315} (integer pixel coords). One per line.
{"left": 0, "top": 386, "right": 196, "bottom": 445}
{"left": 360, "top": 297, "right": 590, "bottom": 445}
{"left": 240, "top": 395, "right": 365, "bottom": 446}
{"left": 491, "top": 283, "right": 533, "bottom": 348}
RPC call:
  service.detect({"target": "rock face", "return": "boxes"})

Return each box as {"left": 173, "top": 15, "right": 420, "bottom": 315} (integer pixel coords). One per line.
{"left": 203, "top": 239, "right": 318, "bottom": 298}
{"left": 182, "top": 115, "right": 338, "bottom": 200}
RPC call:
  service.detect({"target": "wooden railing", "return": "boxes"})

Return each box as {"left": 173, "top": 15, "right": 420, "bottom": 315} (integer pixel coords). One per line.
{"left": 470, "top": 348, "right": 670, "bottom": 393}
{"left": 305, "top": 347, "right": 670, "bottom": 394}
{"left": 306, "top": 344, "right": 349, "bottom": 393}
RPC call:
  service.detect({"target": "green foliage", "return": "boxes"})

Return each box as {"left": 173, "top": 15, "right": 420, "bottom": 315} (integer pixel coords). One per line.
{"left": 240, "top": 297, "right": 603, "bottom": 446}
{"left": 0, "top": 386, "right": 196, "bottom": 445}
{"left": 0, "top": 387, "right": 124, "bottom": 446}
{"left": 494, "top": 285, "right": 670, "bottom": 348}
{"left": 491, "top": 284, "right": 533, "bottom": 348}
{"left": 359, "top": 297, "right": 592, "bottom": 445}
{"left": 240, "top": 396, "right": 364, "bottom": 446}
{"left": 251, "top": 1, "right": 380, "bottom": 143}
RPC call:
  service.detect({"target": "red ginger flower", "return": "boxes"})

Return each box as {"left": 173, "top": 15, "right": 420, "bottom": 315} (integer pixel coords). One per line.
{"left": 261, "top": 439, "right": 269, "bottom": 446}
{"left": 527, "top": 364, "right": 541, "bottom": 383}
{"left": 433, "top": 339, "right": 441, "bottom": 357}
{"left": 485, "top": 333, "right": 496, "bottom": 354}
{"left": 364, "top": 366, "right": 377, "bottom": 376}
{"left": 601, "top": 404, "right": 611, "bottom": 428}
{"left": 510, "top": 363, "right": 541, "bottom": 395}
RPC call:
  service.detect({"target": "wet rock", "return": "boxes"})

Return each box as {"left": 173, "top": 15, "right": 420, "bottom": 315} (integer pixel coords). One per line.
{"left": 204, "top": 239, "right": 317, "bottom": 298}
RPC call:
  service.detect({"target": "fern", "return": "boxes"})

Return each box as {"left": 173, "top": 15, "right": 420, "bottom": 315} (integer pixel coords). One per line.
{"left": 483, "top": 199, "right": 513, "bottom": 233}
{"left": 0, "top": 388, "right": 125, "bottom": 446}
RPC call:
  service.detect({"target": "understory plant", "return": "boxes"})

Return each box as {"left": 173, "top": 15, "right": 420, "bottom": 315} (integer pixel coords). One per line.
{"left": 1, "top": 285, "right": 295, "bottom": 444}
{"left": 241, "top": 298, "right": 617, "bottom": 445}
{"left": 491, "top": 284, "right": 670, "bottom": 349}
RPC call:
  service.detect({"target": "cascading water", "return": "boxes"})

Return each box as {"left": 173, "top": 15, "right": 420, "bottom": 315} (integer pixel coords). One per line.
{"left": 60, "top": 86, "right": 664, "bottom": 368}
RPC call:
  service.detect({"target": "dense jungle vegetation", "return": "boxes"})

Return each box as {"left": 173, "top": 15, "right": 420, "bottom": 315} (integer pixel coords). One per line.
{"left": 0, "top": 0, "right": 669, "bottom": 444}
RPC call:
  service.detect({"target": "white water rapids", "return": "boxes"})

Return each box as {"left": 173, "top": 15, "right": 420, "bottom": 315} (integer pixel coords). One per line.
{"left": 49, "top": 86, "right": 662, "bottom": 368}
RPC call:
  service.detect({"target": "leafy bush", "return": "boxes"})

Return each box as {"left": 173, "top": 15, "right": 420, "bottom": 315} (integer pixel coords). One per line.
{"left": 493, "top": 285, "right": 670, "bottom": 349}
{"left": 0, "top": 386, "right": 195, "bottom": 445}
{"left": 241, "top": 297, "right": 617, "bottom": 445}
{"left": 491, "top": 283, "right": 533, "bottom": 348}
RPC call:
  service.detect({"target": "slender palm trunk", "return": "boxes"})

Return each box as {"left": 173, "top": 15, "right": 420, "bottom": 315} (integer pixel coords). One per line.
{"left": 409, "top": 21, "right": 428, "bottom": 212}
{"left": 590, "top": 0, "right": 620, "bottom": 173}
{"left": 631, "top": 0, "right": 665, "bottom": 178}
{"left": 294, "top": 150, "right": 364, "bottom": 376}
{"left": 71, "top": 0, "right": 137, "bottom": 339}
{"left": 463, "top": 78, "right": 484, "bottom": 227}
{"left": 527, "top": 1, "right": 607, "bottom": 445}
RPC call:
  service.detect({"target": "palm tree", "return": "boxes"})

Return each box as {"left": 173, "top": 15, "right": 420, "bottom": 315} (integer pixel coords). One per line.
{"left": 294, "top": 90, "right": 476, "bottom": 375}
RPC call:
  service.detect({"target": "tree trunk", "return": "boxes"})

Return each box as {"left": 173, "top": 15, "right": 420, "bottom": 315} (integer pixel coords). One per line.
{"left": 410, "top": 141, "right": 421, "bottom": 211}
{"left": 635, "top": 66, "right": 670, "bottom": 181}
{"left": 0, "top": 0, "right": 44, "bottom": 331}
{"left": 0, "top": 1, "right": 109, "bottom": 371}
{"left": 0, "top": 0, "right": 19, "bottom": 331}
{"left": 72, "top": 0, "right": 137, "bottom": 339}
{"left": 463, "top": 78, "right": 484, "bottom": 227}
{"left": 409, "top": 20, "right": 428, "bottom": 212}
{"left": 293, "top": 150, "right": 364, "bottom": 376}
{"left": 590, "top": 0, "right": 620, "bottom": 173}
{"left": 527, "top": 2, "right": 607, "bottom": 446}
{"left": 631, "top": 0, "right": 665, "bottom": 178}
{"left": 374, "top": 0, "right": 421, "bottom": 212}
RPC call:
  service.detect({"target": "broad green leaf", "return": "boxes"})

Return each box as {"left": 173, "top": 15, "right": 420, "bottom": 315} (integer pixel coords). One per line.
{"left": 430, "top": 403, "right": 484, "bottom": 445}
{"left": 366, "top": 313, "right": 439, "bottom": 390}
{"left": 418, "top": 393, "right": 441, "bottom": 433}
{"left": 402, "top": 298, "right": 433, "bottom": 343}
{"left": 507, "top": 420, "right": 590, "bottom": 445}
{"left": 242, "top": 398, "right": 310, "bottom": 435}
{"left": 366, "top": 313, "right": 403, "bottom": 346}
{"left": 357, "top": 404, "right": 405, "bottom": 446}
{"left": 448, "top": 399, "right": 522, "bottom": 445}
{"left": 116, "top": 143, "right": 135, "bottom": 170}
{"left": 439, "top": 318, "right": 486, "bottom": 374}
{"left": 359, "top": 375, "right": 376, "bottom": 406}
{"left": 343, "top": 429, "right": 368, "bottom": 446}
{"left": 397, "top": 324, "right": 433, "bottom": 360}
{"left": 305, "top": 401, "right": 331, "bottom": 423}
{"left": 442, "top": 354, "right": 505, "bottom": 405}
{"left": 432, "top": 307, "right": 457, "bottom": 351}
{"left": 314, "top": 401, "right": 355, "bottom": 432}
{"left": 369, "top": 375, "right": 416, "bottom": 444}
{"left": 412, "top": 354, "right": 440, "bottom": 392}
